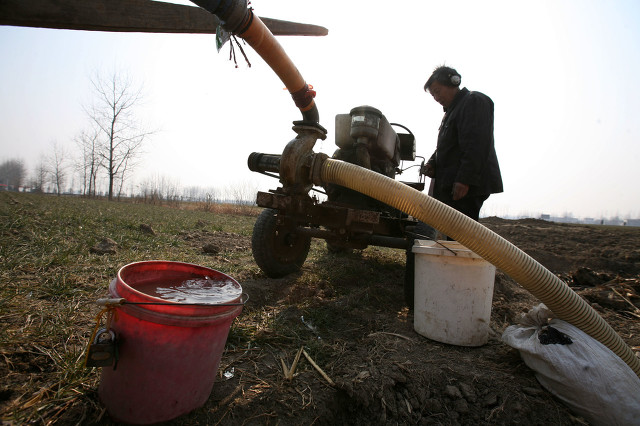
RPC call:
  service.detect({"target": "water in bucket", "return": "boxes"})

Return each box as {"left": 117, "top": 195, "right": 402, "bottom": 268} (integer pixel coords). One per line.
{"left": 136, "top": 276, "right": 240, "bottom": 304}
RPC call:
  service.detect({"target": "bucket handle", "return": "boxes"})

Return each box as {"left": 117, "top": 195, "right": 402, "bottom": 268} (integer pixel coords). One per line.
{"left": 96, "top": 293, "right": 250, "bottom": 307}
{"left": 407, "top": 231, "right": 458, "bottom": 256}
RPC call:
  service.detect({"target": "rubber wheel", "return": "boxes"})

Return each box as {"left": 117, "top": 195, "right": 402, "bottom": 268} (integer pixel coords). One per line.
{"left": 252, "top": 208, "right": 311, "bottom": 278}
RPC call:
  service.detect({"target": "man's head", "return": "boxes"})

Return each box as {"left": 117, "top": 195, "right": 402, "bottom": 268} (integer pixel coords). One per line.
{"left": 424, "top": 66, "right": 461, "bottom": 108}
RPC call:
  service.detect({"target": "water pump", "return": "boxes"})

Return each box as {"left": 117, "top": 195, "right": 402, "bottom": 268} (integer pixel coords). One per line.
{"left": 248, "top": 106, "right": 430, "bottom": 302}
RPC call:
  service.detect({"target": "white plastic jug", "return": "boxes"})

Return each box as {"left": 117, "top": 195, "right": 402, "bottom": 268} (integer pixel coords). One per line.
{"left": 412, "top": 240, "right": 496, "bottom": 346}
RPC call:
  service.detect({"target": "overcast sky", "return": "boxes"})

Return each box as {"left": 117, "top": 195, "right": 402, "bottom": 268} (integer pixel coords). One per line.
{"left": 1, "top": 0, "right": 639, "bottom": 219}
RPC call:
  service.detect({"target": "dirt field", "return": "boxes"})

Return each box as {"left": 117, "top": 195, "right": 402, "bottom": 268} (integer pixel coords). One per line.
{"left": 1, "top": 194, "right": 638, "bottom": 425}
{"left": 178, "top": 218, "right": 640, "bottom": 425}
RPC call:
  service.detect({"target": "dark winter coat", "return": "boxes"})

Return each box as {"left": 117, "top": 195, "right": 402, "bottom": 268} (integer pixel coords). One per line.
{"left": 428, "top": 88, "right": 503, "bottom": 200}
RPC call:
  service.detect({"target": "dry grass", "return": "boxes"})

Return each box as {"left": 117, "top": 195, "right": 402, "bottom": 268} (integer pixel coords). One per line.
{"left": 4, "top": 192, "right": 631, "bottom": 425}
{"left": 0, "top": 192, "right": 259, "bottom": 424}
{"left": 0, "top": 191, "right": 400, "bottom": 424}
{"left": 180, "top": 200, "right": 262, "bottom": 217}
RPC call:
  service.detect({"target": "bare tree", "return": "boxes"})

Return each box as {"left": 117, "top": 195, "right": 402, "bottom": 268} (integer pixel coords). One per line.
{"left": 86, "top": 71, "right": 152, "bottom": 201}
{"left": 138, "top": 174, "right": 182, "bottom": 205}
{"left": 75, "top": 127, "right": 102, "bottom": 197}
{"left": 47, "top": 141, "right": 68, "bottom": 196}
{"left": 0, "top": 158, "right": 27, "bottom": 191}
{"left": 31, "top": 157, "right": 48, "bottom": 193}
{"left": 225, "top": 180, "right": 257, "bottom": 206}
{"left": 115, "top": 152, "right": 140, "bottom": 200}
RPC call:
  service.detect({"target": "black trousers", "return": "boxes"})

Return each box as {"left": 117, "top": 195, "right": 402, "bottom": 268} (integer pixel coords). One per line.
{"left": 438, "top": 194, "right": 489, "bottom": 222}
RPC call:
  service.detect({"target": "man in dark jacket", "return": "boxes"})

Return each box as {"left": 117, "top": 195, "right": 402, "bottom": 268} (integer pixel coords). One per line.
{"left": 423, "top": 66, "right": 503, "bottom": 221}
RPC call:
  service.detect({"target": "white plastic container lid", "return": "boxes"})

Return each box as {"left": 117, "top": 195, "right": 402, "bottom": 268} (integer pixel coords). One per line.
{"left": 412, "top": 240, "right": 481, "bottom": 259}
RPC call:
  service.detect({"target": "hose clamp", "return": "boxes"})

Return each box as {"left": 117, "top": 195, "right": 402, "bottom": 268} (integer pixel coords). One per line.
{"left": 310, "top": 153, "right": 329, "bottom": 186}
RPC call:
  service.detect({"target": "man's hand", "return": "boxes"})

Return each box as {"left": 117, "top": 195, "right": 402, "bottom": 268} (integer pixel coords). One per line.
{"left": 452, "top": 182, "right": 469, "bottom": 200}
{"left": 423, "top": 163, "right": 435, "bottom": 178}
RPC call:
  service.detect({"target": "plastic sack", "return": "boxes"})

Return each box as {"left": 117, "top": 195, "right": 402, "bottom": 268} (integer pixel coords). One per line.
{"left": 502, "top": 304, "right": 640, "bottom": 426}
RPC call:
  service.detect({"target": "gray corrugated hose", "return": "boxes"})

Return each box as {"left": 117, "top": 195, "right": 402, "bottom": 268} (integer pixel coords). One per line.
{"left": 320, "top": 158, "right": 640, "bottom": 378}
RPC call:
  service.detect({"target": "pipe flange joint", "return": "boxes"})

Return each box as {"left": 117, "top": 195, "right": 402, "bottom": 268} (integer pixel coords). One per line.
{"left": 292, "top": 121, "right": 327, "bottom": 140}
{"left": 279, "top": 122, "right": 326, "bottom": 194}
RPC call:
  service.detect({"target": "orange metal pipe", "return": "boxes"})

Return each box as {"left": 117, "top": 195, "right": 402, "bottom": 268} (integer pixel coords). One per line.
{"left": 191, "top": 0, "right": 319, "bottom": 121}
{"left": 237, "top": 11, "right": 318, "bottom": 120}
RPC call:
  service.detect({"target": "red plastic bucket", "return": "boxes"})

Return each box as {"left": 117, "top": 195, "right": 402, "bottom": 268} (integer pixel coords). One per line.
{"left": 98, "top": 261, "right": 243, "bottom": 424}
